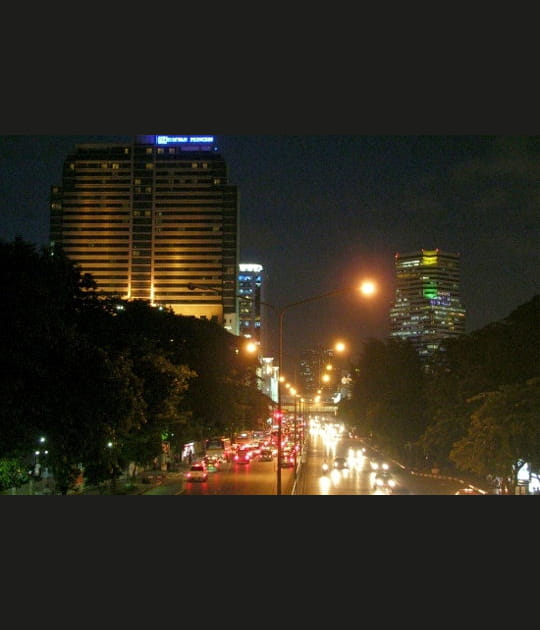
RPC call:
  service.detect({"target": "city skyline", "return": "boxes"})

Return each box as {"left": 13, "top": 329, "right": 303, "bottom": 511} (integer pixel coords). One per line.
{"left": 1, "top": 134, "right": 538, "bottom": 374}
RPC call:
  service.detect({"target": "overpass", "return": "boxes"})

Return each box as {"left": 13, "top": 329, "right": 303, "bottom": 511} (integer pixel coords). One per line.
{"left": 281, "top": 403, "right": 338, "bottom": 417}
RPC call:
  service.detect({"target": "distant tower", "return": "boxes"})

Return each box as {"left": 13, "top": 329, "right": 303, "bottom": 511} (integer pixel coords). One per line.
{"left": 298, "top": 346, "right": 338, "bottom": 402}
{"left": 389, "top": 249, "right": 466, "bottom": 362}
{"left": 238, "top": 263, "right": 264, "bottom": 344}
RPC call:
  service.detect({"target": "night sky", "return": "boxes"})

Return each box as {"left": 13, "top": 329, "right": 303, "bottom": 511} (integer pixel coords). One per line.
{"left": 1, "top": 134, "right": 538, "bottom": 375}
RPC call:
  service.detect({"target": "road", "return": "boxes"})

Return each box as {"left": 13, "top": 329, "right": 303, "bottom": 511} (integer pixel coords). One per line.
{"left": 181, "top": 457, "right": 297, "bottom": 495}
{"left": 295, "top": 433, "right": 480, "bottom": 495}
{"left": 177, "top": 431, "right": 490, "bottom": 496}
{"left": 11, "top": 429, "right": 488, "bottom": 496}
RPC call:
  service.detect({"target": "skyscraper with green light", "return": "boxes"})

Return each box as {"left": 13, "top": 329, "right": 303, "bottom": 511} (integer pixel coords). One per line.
{"left": 389, "top": 249, "right": 466, "bottom": 362}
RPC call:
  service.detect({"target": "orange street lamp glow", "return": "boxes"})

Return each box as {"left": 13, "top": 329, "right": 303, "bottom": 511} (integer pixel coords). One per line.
{"left": 360, "top": 280, "right": 377, "bottom": 297}
{"left": 245, "top": 341, "right": 258, "bottom": 354}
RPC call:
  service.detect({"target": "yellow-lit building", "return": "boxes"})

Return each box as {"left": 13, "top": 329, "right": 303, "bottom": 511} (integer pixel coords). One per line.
{"left": 50, "top": 135, "right": 240, "bottom": 331}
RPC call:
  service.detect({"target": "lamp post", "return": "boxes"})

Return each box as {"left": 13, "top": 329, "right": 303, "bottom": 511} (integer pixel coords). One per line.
{"left": 276, "top": 280, "right": 377, "bottom": 495}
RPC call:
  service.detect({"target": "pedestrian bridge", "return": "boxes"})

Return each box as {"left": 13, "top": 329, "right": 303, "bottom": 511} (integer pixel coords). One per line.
{"left": 282, "top": 403, "right": 337, "bottom": 416}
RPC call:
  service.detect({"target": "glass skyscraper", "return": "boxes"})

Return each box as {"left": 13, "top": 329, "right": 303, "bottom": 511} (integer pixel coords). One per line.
{"left": 238, "top": 263, "right": 264, "bottom": 344}
{"left": 389, "top": 249, "right": 466, "bottom": 362}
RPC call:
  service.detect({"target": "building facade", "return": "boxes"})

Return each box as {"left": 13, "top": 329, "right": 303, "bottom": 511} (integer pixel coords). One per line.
{"left": 50, "top": 134, "right": 239, "bottom": 331}
{"left": 237, "top": 263, "right": 280, "bottom": 404}
{"left": 389, "top": 249, "right": 466, "bottom": 361}
{"left": 238, "top": 263, "right": 264, "bottom": 344}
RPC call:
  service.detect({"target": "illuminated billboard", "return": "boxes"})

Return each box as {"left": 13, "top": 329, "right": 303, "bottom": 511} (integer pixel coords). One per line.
{"left": 156, "top": 135, "right": 215, "bottom": 145}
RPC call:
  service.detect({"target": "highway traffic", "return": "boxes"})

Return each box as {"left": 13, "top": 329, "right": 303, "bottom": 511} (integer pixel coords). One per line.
{"left": 181, "top": 421, "right": 486, "bottom": 496}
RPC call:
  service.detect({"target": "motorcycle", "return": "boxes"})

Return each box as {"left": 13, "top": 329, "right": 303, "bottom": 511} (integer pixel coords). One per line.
{"left": 321, "top": 461, "right": 330, "bottom": 474}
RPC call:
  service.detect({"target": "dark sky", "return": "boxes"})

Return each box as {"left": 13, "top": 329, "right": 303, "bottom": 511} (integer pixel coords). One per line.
{"left": 1, "top": 135, "right": 538, "bottom": 376}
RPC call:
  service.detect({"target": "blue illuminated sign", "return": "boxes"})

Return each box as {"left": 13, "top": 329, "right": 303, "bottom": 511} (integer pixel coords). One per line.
{"left": 156, "top": 135, "right": 215, "bottom": 145}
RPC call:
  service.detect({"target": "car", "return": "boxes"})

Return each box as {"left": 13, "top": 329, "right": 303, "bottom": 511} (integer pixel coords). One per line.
{"left": 204, "top": 457, "right": 221, "bottom": 472}
{"left": 259, "top": 449, "right": 273, "bottom": 462}
{"left": 370, "top": 458, "right": 391, "bottom": 472}
{"left": 233, "top": 450, "right": 252, "bottom": 465}
{"left": 372, "top": 470, "right": 396, "bottom": 492}
{"left": 454, "top": 487, "right": 485, "bottom": 495}
{"left": 184, "top": 463, "right": 208, "bottom": 482}
{"left": 333, "top": 457, "right": 349, "bottom": 470}
{"left": 279, "top": 452, "right": 296, "bottom": 468}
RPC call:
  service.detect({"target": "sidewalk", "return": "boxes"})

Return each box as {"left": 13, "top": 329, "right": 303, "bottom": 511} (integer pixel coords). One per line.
{"left": 81, "top": 469, "right": 188, "bottom": 495}
{"left": 2, "top": 466, "right": 189, "bottom": 496}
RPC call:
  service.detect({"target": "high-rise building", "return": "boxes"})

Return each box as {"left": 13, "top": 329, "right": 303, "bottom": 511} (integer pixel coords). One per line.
{"left": 238, "top": 263, "right": 264, "bottom": 344}
{"left": 389, "top": 249, "right": 466, "bottom": 361}
{"left": 50, "top": 134, "right": 239, "bottom": 331}
{"left": 237, "top": 263, "right": 280, "bottom": 404}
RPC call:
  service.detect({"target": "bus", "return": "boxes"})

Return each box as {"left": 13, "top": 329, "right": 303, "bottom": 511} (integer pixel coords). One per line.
{"left": 204, "top": 437, "right": 233, "bottom": 464}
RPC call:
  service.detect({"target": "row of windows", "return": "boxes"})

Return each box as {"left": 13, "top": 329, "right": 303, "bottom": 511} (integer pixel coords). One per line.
{"left": 71, "top": 161, "right": 220, "bottom": 172}
{"left": 152, "top": 291, "right": 222, "bottom": 296}
{"left": 62, "top": 229, "right": 131, "bottom": 234}
{"left": 83, "top": 274, "right": 129, "bottom": 280}
{"left": 68, "top": 162, "right": 126, "bottom": 170}
{"left": 63, "top": 203, "right": 130, "bottom": 209}
{"left": 153, "top": 193, "right": 227, "bottom": 199}
{"left": 120, "top": 234, "right": 225, "bottom": 242}
{"left": 61, "top": 237, "right": 130, "bottom": 242}
{"left": 79, "top": 266, "right": 129, "bottom": 274}
{"left": 87, "top": 270, "right": 224, "bottom": 280}
{"left": 63, "top": 245, "right": 131, "bottom": 250}
{"left": 58, "top": 210, "right": 131, "bottom": 216}
{"left": 154, "top": 259, "right": 222, "bottom": 264}
{"left": 61, "top": 219, "right": 130, "bottom": 224}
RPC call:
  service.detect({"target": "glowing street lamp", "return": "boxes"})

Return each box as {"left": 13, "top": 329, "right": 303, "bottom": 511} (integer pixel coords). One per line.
{"left": 335, "top": 341, "right": 346, "bottom": 353}
{"left": 245, "top": 341, "right": 259, "bottom": 355}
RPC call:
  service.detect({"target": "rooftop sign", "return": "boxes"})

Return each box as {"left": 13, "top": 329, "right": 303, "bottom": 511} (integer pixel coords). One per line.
{"left": 156, "top": 135, "right": 215, "bottom": 145}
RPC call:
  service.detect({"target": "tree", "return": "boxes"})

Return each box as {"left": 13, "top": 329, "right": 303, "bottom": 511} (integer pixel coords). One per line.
{"left": 450, "top": 378, "right": 540, "bottom": 492}
{"left": 0, "top": 458, "right": 29, "bottom": 493}
{"left": 347, "top": 338, "right": 428, "bottom": 456}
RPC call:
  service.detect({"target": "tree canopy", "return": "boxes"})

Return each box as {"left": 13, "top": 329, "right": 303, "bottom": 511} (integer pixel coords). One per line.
{"left": 0, "top": 238, "right": 272, "bottom": 493}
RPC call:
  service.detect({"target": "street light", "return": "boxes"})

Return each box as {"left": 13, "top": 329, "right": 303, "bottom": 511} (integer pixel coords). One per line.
{"left": 276, "top": 280, "right": 377, "bottom": 495}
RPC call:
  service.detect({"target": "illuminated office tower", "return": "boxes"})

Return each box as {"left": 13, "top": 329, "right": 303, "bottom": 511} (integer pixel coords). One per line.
{"left": 238, "top": 263, "right": 264, "bottom": 343}
{"left": 238, "top": 263, "right": 278, "bottom": 401}
{"left": 389, "top": 249, "right": 466, "bottom": 362}
{"left": 50, "top": 135, "right": 239, "bottom": 330}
